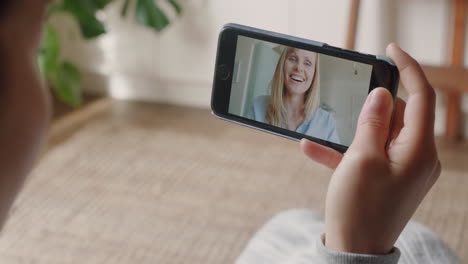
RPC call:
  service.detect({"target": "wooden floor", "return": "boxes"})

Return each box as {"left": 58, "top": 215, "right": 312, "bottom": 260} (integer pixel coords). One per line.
{"left": 0, "top": 98, "right": 466, "bottom": 263}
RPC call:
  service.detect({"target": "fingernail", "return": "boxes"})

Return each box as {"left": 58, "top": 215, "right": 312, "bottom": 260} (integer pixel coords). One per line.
{"left": 387, "top": 43, "right": 401, "bottom": 55}
{"left": 388, "top": 42, "right": 399, "bottom": 49}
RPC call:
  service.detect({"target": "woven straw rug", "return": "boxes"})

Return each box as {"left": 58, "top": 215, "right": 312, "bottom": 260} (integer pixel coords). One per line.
{"left": 0, "top": 99, "right": 466, "bottom": 263}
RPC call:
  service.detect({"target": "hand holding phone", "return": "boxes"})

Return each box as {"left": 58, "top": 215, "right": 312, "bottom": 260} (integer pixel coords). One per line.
{"left": 302, "top": 44, "right": 441, "bottom": 255}
{"left": 211, "top": 24, "right": 399, "bottom": 153}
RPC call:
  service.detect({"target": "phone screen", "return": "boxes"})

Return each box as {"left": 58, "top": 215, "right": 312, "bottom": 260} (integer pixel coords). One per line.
{"left": 227, "top": 36, "right": 374, "bottom": 147}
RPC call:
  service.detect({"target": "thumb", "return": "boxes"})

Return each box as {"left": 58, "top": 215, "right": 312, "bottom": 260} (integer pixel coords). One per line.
{"left": 350, "top": 87, "right": 394, "bottom": 154}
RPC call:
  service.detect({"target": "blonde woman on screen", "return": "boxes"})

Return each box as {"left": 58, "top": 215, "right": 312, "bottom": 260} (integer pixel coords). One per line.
{"left": 247, "top": 47, "right": 340, "bottom": 144}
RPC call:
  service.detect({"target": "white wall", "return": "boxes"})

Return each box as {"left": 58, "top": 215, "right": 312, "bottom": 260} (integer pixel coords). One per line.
{"left": 54, "top": 0, "right": 468, "bottom": 136}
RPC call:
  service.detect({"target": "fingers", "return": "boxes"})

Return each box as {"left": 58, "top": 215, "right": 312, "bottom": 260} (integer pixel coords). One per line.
{"left": 386, "top": 43, "right": 436, "bottom": 138}
{"left": 300, "top": 139, "right": 343, "bottom": 170}
{"left": 389, "top": 98, "right": 406, "bottom": 144}
{"left": 351, "top": 87, "right": 394, "bottom": 154}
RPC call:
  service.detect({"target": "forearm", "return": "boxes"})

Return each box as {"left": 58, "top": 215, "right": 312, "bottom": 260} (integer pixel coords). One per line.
{"left": 0, "top": 0, "right": 50, "bottom": 228}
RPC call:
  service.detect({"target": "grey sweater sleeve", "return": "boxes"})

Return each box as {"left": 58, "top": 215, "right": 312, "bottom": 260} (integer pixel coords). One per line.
{"left": 235, "top": 210, "right": 460, "bottom": 264}
{"left": 315, "top": 235, "right": 401, "bottom": 264}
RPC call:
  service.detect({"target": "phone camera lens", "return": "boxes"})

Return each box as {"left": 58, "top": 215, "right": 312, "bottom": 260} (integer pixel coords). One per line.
{"left": 217, "top": 64, "right": 231, "bottom": 80}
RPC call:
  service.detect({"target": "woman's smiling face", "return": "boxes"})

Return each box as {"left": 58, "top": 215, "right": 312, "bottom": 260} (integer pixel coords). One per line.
{"left": 283, "top": 48, "right": 317, "bottom": 96}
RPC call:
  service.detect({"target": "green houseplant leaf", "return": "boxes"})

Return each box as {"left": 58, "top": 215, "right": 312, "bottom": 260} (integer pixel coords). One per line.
{"left": 136, "top": 0, "right": 170, "bottom": 32}
{"left": 41, "top": 0, "right": 183, "bottom": 106}
{"left": 38, "top": 24, "right": 60, "bottom": 77}
{"left": 167, "top": 0, "right": 182, "bottom": 15}
{"left": 122, "top": 0, "right": 182, "bottom": 19}
{"left": 51, "top": 62, "right": 82, "bottom": 106}
{"left": 90, "top": 0, "right": 114, "bottom": 9}
{"left": 39, "top": 24, "right": 82, "bottom": 106}
{"left": 58, "top": 0, "right": 113, "bottom": 39}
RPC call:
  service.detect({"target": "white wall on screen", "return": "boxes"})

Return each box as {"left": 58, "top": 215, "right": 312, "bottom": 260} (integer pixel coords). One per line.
{"left": 319, "top": 55, "right": 372, "bottom": 145}
{"left": 229, "top": 36, "right": 255, "bottom": 115}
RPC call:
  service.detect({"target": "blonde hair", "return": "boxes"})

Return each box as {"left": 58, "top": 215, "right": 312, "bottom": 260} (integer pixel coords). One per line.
{"left": 266, "top": 47, "right": 320, "bottom": 128}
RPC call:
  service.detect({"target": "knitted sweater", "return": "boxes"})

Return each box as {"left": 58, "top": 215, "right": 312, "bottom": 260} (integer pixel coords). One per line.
{"left": 236, "top": 209, "right": 461, "bottom": 264}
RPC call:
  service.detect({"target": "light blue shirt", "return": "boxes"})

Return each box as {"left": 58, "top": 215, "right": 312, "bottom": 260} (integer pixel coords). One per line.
{"left": 247, "top": 96, "right": 340, "bottom": 144}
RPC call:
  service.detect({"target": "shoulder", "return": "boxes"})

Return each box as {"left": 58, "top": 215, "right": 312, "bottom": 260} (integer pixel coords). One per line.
{"left": 251, "top": 95, "right": 269, "bottom": 112}
{"left": 309, "top": 108, "right": 337, "bottom": 131}
{"left": 248, "top": 95, "right": 269, "bottom": 122}
{"left": 304, "top": 108, "right": 339, "bottom": 142}
{"left": 253, "top": 95, "right": 269, "bottom": 107}
{"left": 313, "top": 108, "right": 335, "bottom": 123}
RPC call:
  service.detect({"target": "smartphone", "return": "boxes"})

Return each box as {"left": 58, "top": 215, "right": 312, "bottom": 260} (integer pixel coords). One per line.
{"left": 211, "top": 23, "right": 399, "bottom": 153}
